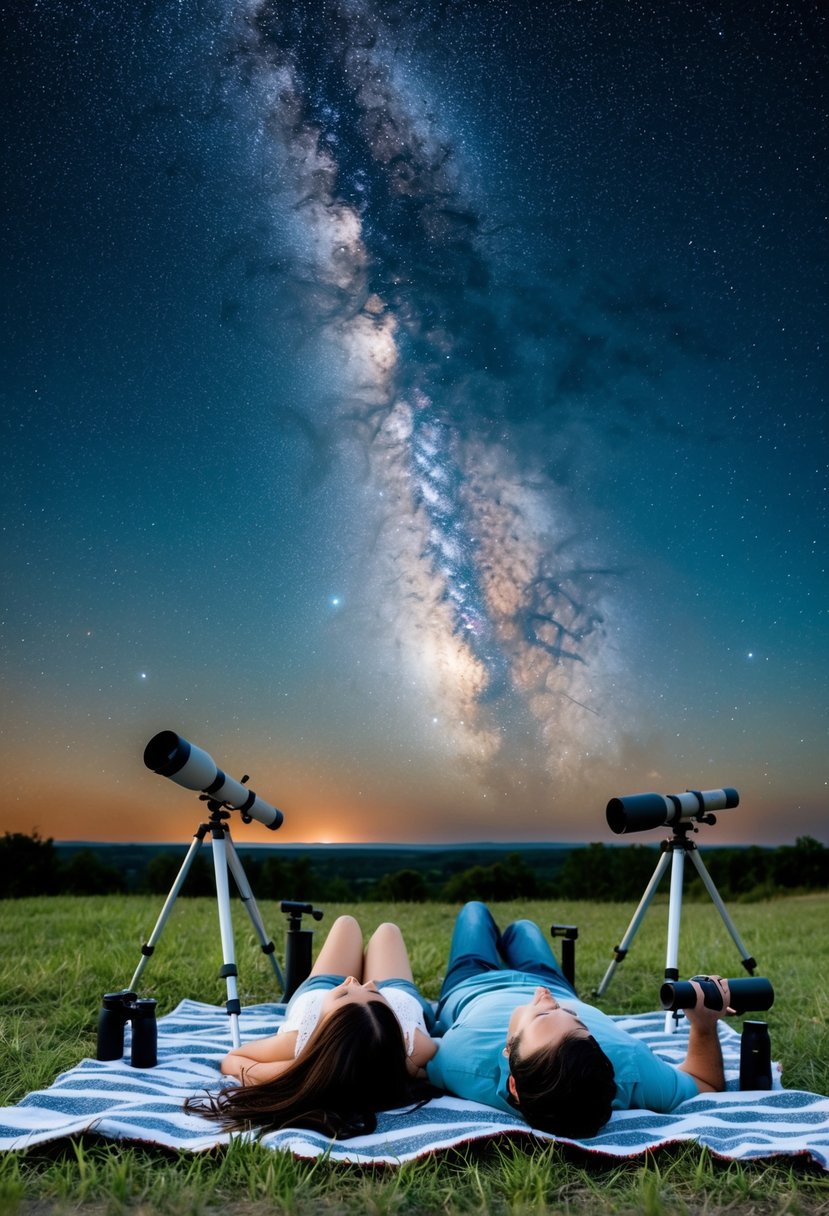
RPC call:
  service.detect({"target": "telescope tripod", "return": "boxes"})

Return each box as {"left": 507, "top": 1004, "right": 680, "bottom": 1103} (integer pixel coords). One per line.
{"left": 129, "top": 802, "right": 304, "bottom": 1047}
{"left": 594, "top": 823, "right": 757, "bottom": 1032}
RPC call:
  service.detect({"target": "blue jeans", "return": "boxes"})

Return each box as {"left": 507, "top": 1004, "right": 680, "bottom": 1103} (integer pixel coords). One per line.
{"left": 438, "top": 901, "right": 575, "bottom": 1013}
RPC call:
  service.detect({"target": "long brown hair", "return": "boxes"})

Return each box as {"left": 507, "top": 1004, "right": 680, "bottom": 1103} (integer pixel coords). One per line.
{"left": 186, "top": 1000, "right": 416, "bottom": 1139}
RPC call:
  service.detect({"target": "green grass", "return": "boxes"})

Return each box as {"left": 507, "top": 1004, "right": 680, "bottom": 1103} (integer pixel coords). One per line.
{"left": 1, "top": 894, "right": 828, "bottom": 1215}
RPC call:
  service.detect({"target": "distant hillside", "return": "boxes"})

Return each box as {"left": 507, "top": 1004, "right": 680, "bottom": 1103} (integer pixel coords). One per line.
{"left": 53, "top": 840, "right": 579, "bottom": 895}
{"left": 5, "top": 834, "right": 824, "bottom": 901}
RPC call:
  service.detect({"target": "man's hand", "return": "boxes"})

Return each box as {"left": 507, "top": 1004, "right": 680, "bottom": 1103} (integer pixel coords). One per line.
{"left": 683, "top": 975, "right": 735, "bottom": 1026}
{"left": 678, "top": 974, "right": 734, "bottom": 1093}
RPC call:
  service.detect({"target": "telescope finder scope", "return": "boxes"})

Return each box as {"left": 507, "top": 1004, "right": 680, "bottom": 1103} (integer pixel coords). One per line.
{"left": 143, "top": 730, "right": 283, "bottom": 830}
{"left": 606, "top": 787, "right": 739, "bottom": 835}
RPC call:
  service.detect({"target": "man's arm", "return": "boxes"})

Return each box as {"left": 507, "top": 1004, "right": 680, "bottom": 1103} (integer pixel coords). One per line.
{"left": 677, "top": 976, "right": 733, "bottom": 1093}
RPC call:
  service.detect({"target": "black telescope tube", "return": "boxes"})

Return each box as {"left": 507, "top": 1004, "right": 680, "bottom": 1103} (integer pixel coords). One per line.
{"left": 607, "top": 787, "right": 739, "bottom": 835}
{"left": 606, "top": 793, "right": 669, "bottom": 835}
{"left": 660, "top": 976, "right": 774, "bottom": 1014}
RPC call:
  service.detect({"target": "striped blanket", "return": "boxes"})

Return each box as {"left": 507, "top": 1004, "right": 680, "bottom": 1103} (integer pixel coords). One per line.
{"left": 1, "top": 1000, "right": 827, "bottom": 1169}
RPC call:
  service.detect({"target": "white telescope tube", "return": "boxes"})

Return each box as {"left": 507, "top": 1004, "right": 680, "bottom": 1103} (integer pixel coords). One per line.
{"left": 143, "top": 730, "right": 283, "bottom": 830}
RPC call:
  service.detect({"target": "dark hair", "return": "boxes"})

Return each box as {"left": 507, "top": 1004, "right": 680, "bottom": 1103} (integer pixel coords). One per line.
{"left": 186, "top": 1000, "right": 415, "bottom": 1139}
{"left": 508, "top": 1031, "right": 617, "bottom": 1139}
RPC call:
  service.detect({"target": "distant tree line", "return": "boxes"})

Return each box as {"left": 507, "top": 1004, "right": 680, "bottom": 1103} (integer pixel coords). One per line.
{"left": 553, "top": 838, "right": 829, "bottom": 902}
{"left": 2, "top": 831, "right": 827, "bottom": 901}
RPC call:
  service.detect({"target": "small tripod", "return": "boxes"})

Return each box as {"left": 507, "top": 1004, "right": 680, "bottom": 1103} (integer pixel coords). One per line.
{"left": 594, "top": 822, "right": 757, "bottom": 1032}
{"left": 129, "top": 800, "right": 286, "bottom": 1047}
{"left": 281, "top": 900, "right": 324, "bottom": 1002}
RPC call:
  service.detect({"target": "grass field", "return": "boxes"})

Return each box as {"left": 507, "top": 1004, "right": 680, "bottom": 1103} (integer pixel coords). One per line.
{"left": 1, "top": 893, "right": 828, "bottom": 1215}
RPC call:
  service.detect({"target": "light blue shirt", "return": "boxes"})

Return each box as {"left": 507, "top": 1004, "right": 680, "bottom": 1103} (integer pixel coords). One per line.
{"left": 426, "top": 971, "right": 698, "bottom": 1119}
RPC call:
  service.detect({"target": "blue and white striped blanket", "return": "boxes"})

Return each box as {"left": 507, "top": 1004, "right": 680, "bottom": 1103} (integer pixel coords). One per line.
{"left": 1, "top": 1001, "right": 827, "bottom": 1169}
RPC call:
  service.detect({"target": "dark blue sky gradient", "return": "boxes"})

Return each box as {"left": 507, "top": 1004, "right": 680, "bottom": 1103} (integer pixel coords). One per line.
{"left": 2, "top": 1, "right": 826, "bottom": 845}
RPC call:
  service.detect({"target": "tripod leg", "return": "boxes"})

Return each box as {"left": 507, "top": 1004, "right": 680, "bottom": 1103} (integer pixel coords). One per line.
{"left": 129, "top": 827, "right": 207, "bottom": 991}
{"left": 664, "top": 847, "right": 687, "bottom": 1033}
{"left": 594, "top": 849, "right": 672, "bottom": 998}
{"left": 224, "top": 835, "right": 285, "bottom": 990}
{"left": 209, "top": 830, "right": 243, "bottom": 1048}
{"left": 689, "top": 850, "right": 757, "bottom": 973}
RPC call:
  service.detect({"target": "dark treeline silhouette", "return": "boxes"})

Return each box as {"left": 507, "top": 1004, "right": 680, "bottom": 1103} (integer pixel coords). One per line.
{"left": 2, "top": 832, "right": 827, "bottom": 901}
{"left": 0, "top": 833, "right": 127, "bottom": 898}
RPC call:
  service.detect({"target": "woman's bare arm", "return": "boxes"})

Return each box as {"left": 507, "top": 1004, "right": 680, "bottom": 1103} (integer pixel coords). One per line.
{"left": 221, "top": 1055, "right": 294, "bottom": 1083}
{"left": 220, "top": 1030, "right": 298, "bottom": 1081}
{"left": 406, "top": 1028, "right": 438, "bottom": 1077}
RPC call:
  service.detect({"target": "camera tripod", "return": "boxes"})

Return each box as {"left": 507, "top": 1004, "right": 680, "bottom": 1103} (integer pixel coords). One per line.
{"left": 594, "top": 822, "right": 757, "bottom": 1032}
{"left": 127, "top": 800, "right": 321, "bottom": 1047}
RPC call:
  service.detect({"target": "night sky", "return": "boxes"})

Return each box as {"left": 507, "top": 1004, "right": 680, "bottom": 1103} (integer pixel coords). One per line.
{"left": 2, "top": 1, "right": 826, "bottom": 847}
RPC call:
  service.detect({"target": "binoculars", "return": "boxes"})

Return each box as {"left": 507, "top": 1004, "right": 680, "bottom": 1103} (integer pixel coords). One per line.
{"left": 660, "top": 975, "right": 774, "bottom": 1091}
{"left": 660, "top": 975, "right": 774, "bottom": 1014}
{"left": 96, "top": 990, "right": 158, "bottom": 1068}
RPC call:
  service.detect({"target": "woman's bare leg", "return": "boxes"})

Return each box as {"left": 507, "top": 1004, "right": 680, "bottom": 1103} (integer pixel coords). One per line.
{"left": 363, "top": 922, "right": 414, "bottom": 982}
{"left": 309, "top": 914, "right": 364, "bottom": 978}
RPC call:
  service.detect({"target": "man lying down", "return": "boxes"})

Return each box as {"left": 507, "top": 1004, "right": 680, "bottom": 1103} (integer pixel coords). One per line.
{"left": 425, "top": 902, "right": 735, "bottom": 1139}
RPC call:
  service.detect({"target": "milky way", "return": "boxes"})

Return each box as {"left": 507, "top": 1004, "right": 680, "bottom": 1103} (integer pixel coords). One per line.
{"left": 3, "top": 0, "right": 825, "bottom": 844}
{"left": 222, "top": 0, "right": 630, "bottom": 785}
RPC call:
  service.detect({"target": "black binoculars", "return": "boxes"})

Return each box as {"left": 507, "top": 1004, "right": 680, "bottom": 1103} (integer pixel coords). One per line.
{"left": 660, "top": 976, "right": 774, "bottom": 1090}
{"left": 660, "top": 975, "right": 774, "bottom": 1014}
{"left": 96, "top": 990, "right": 158, "bottom": 1068}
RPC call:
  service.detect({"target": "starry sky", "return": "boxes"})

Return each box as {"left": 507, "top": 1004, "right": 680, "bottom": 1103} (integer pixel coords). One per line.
{"left": 2, "top": 0, "right": 826, "bottom": 847}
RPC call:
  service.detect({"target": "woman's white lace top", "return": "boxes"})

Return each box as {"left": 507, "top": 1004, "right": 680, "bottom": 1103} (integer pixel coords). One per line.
{"left": 281, "top": 988, "right": 427, "bottom": 1057}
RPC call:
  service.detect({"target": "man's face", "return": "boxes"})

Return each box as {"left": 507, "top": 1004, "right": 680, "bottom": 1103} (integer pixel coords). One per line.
{"left": 506, "top": 986, "right": 590, "bottom": 1061}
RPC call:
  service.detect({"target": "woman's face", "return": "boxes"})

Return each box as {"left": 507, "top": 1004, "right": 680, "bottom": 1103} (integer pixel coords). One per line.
{"left": 320, "top": 976, "right": 390, "bottom": 1017}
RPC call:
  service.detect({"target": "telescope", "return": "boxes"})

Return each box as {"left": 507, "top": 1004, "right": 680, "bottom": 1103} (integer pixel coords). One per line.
{"left": 606, "top": 787, "right": 739, "bottom": 835}
{"left": 597, "top": 784, "right": 760, "bottom": 1031}
{"left": 660, "top": 975, "right": 774, "bottom": 1015}
{"left": 143, "top": 730, "right": 283, "bottom": 830}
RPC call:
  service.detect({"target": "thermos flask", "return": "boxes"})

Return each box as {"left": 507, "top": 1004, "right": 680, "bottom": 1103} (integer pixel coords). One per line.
{"left": 739, "top": 1020, "right": 772, "bottom": 1090}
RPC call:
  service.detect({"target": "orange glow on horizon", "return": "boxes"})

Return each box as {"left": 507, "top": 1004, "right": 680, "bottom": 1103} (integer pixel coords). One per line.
{"left": 3, "top": 740, "right": 827, "bottom": 848}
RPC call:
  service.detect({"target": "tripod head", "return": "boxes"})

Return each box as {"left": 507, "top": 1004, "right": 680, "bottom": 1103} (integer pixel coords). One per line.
{"left": 281, "top": 900, "right": 324, "bottom": 931}
{"left": 656, "top": 819, "right": 703, "bottom": 855}
{"left": 279, "top": 902, "right": 324, "bottom": 1003}
{"left": 200, "top": 797, "right": 232, "bottom": 822}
